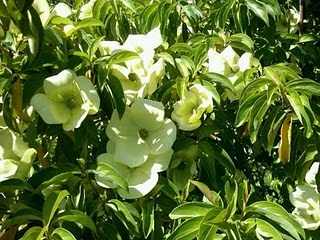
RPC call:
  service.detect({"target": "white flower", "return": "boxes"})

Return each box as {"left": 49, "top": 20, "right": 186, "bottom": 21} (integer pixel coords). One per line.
{"left": 109, "top": 58, "right": 165, "bottom": 105}
{"left": 290, "top": 185, "right": 320, "bottom": 230}
{"left": 0, "top": 129, "right": 37, "bottom": 181}
{"left": 96, "top": 99, "right": 177, "bottom": 199}
{"left": 123, "top": 27, "right": 162, "bottom": 68}
{"left": 208, "top": 46, "right": 253, "bottom": 84}
{"left": 171, "top": 83, "right": 214, "bottom": 131}
{"left": 31, "top": 70, "right": 100, "bottom": 131}
{"left": 79, "top": 0, "right": 96, "bottom": 20}
{"left": 305, "top": 162, "right": 320, "bottom": 189}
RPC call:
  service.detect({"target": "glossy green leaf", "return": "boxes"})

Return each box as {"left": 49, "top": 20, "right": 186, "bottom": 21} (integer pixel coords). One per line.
{"left": 0, "top": 178, "right": 33, "bottom": 192}
{"left": 107, "top": 74, "right": 126, "bottom": 118}
{"left": 245, "top": 201, "right": 305, "bottom": 239}
{"left": 21, "top": 226, "right": 45, "bottom": 240}
{"left": 28, "top": 164, "right": 82, "bottom": 192}
{"left": 141, "top": 199, "right": 154, "bottom": 238}
{"left": 42, "top": 190, "right": 69, "bottom": 226}
{"left": 167, "top": 216, "right": 203, "bottom": 240}
{"left": 51, "top": 228, "right": 76, "bottom": 240}
{"left": 75, "top": 17, "right": 105, "bottom": 29}
{"left": 228, "top": 33, "right": 254, "bottom": 52}
{"left": 285, "top": 78, "right": 320, "bottom": 96}
{"left": 169, "top": 202, "right": 213, "bottom": 219}
{"left": 286, "top": 90, "right": 312, "bottom": 133}
{"left": 53, "top": 210, "right": 97, "bottom": 233}
{"left": 107, "top": 199, "right": 140, "bottom": 237}
{"left": 245, "top": 0, "right": 269, "bottom": 26}
{"left": 244, "top": 218, "right": 283, "bottom": 240}
{"left": 211, "top": 144, "right": 236, "bottom": 175}
{"left": 200, "top": 73, "right": 235, "bottom": 94}
{"left": 107, "top": 50, "right": 139, "bottom": 64}
{"left": 91, "top": 162, "right": 128, "bottom": 191}
{"left": 235, "top": 90, "right": 265, "bottom": 127}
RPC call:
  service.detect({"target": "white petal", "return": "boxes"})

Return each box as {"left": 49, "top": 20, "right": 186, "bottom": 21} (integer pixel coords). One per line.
{"left": 113, "top": 137, "right": 149, "bottom": 168}
{"left": 238, "top": 52, "right": 253, "bottom": 72}
{"left": 0, "top": 160, "right": 18, "bottom": 181}
{"left": 62, "top": 103, "right": 89, "bottom": 131}
{"left": 148, "top": 149, "right": 174, "bottom": 173}
{"left": 43, "top": 70, "right": 77, "bottom": 100}
{"left": 11, "top": 132, "right": 29, "bottom": 158}
{"left": 52, "top": 3, "right": 72, "bottom": 18}
{"left": 118, "top": 166, "right": 159, "bottom": 199}
{"left": 106, "top": 110, "right": 138, "bottom": 140}
{"left": 305, "top": 162, "right": 320, "bottom": 188}
{"left": 0, "top": 129, "right": 15, "bottom": 159}
{"left": 208, "top": 48, "right": 229, "bottom": 75}
{"left": 220, "top": 46, "right": 240, "bottom": 67}
{"left": 31, "top": 94, "right": 71, "bottom": 124}
{"left": 129, "top": 99, "right": 165, "bottom": 131}
{"left": 147, "top": 119, "right": 176, "bottom": 155}
{"left": 146, "top": 26, "right": 163, "bottom": 49}
{"left": 75, "top": 76, "right": 100, "bottom": 114}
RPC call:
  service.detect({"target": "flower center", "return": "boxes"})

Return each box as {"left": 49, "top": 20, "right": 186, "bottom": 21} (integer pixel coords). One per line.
{"left": 66, "top": 97, "right": 77, "bottom": 109}
{"left": 231, "top": 64, "right": 240, "bottom": 73}
{"left": 128, "top": 73, "right": 139, "bottom": 82}
{"left": 135, "top": 46, "right": 143, "bottom": 54}
{"left": 138, "top": 128, "right": 148, "bottom": 140}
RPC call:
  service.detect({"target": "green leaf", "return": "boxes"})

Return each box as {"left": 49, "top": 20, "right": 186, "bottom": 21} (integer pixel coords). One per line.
{"left": 240, "top": 78, "right": 275, "bottom": 101}
{"left": 107, "top": 199, "right": 140, "bottom": 237}
{"left": 199, "top": 73, "right": 235, "bottom": 96}
{"left": 167, "top": 216, "right": 203, "bottom": 240}
{"left": 260, "top": 107, "right": 286, "bottom": 152}
{"left": 52, "top": 210, "right": 97, "bottom": 233}
{"left": 28, "top": 164, "right": 82, "bottom": 192}
{"left": 285, "top": 78, "right": 320, "bottom": 96}
{"left": 228, "top": 33, "right": 254, "bottom": 52}
{"left": 244, "top": 218, "right": 283, "bottom": 240}
{"left": 211, "top": 144, "right": 236, "bottom": 175}
{"left": 245, "top": 0, "right": 269, "bottom": 26}
{"left": 75, "top": 17, "right": 105, "bottom": 29}
{"left": 0, "top": 178, "right": 33, "bottom": 192}
{"left": 245, "top": 201, "right": 305, "bottom": 239}
{"left": 107, "top": 50, "right": 140, "bottom": 64}
{"left": 169, "top": 43, "right": 194, "bottom": 54}
{"left": 42, "top": 190, "right": 69, "bottom": 226}
{"left": 107, "top": 74, "right": 126, "bottom": 119}
{"left": 140, "top": 199, "right": 154, "bottom": 238}
{"left": 190, "top": 180, "right": 223, "bottom": 207}
{"left": 169, "top": 202, "right": 213, "bottom": 219}
{"left": 21, "top": 226, "right": 45, "bottom": 240}
{"left": 51, "top": 228, "right": 76, "bottom": 240}
{"left": 91, "top": 162, "right": 128, "bottom": 191}
{"left": 286, "top": 90, "right": 312, "bottom": 133}
{"left": 299, "top": 34, "right": 319, "bottom": 43}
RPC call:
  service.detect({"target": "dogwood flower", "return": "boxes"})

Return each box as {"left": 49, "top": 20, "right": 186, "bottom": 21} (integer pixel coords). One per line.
{"left": 168, "top": 144, "right": 198, "bottom": 190}
{"left": 208, "top": 46, "right": 253, "bottom": 84}
{"left": 96, "top": 99, "right": 177, "bottom": 198}
{"left": 290, "top": 162, "right": 320, "bottom": 230}
{"left": 123, "top": 27, "right": 163, "bottom": 68}
{"left": 171, "top": 83, "right": 214, "bottom": 131}
{"left": 31, "top": 69, "right": 100, "bottom": 131}
{"left": 0, "top": 129, "right": 37, "bottom": 181}
{"left": 79, "top": 0, "right": 96, "bottom": 20}
{"left": 109, "top": 58, "right": 165, "bottom": 105}
{"left": 290, "top": 185, "right": 320, "bottom": 230}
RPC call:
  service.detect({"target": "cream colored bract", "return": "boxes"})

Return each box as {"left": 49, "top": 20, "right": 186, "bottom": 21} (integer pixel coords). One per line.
{"left": 31, "top": 69, "right": 100, "bottom": 131}
{"left": 96, "top": 98, "right": 177, "bottom": 199}
{"left": 171, "top": 83, "right": 214, "bottom": 131}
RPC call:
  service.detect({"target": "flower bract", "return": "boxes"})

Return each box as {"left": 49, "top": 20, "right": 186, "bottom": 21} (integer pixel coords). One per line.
{"left": 31, "top": 69, "right": 100, "bottom": 131}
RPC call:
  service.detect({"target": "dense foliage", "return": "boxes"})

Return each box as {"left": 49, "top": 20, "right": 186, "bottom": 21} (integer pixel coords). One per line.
{"left": 0, "top": 0, "right": 320, "bottom": 239}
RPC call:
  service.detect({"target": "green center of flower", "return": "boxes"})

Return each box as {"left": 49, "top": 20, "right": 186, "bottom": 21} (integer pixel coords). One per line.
{"left": 231, "top": 64, "right": 240, "bottom": 73}
{"left": 128, "top": 73, "right": 139, "bottom": 82}
{"left": 135, "top": 46, "right": 143, "bottom": 54}
{"left": 66, "top": 97, "right": 77, "bottom": 109}
{"left": 138, "top": 128, "right": 148, "bottom": 140}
